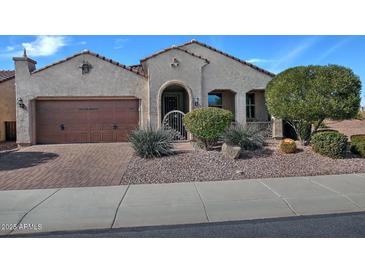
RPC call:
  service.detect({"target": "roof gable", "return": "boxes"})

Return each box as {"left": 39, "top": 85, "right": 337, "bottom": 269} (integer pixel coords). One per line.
{"left": 179, "top": 40, "right": 275, "bottom": 77}
{"left": 0, "top": 70, "right": 15, "bottom": 83}
{"left": 32, "top": 51, "right": 146, "bottom": 78}
{"left": 140, "top": 46, "right": 209, "bottom": 64}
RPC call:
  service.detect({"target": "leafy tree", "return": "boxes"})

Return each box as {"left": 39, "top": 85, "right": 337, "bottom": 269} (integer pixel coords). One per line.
{"left": 266, "top": 65, "right": 361, "bottom": 144}
{"left": 183, "top": 107, "right": 233, "bottom": 149}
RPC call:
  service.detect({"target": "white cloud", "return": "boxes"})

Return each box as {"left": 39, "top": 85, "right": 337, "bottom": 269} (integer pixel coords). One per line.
{"left": 269, "top": 37, "right": 319, "bottom": 72}
{"left": 316, "top": 37, "right": 352, "bottom": 62}
{"left": 245, "top": 58, "right": 275, "bottom": 64}
{"left": 0, "top": 45, "right": 15, "bottom": 54}
{"left": 22, "top": 36, "right": 67, "bottom": 57}
{"left": 114, "top": 38, "right": 129, "bottom": 49}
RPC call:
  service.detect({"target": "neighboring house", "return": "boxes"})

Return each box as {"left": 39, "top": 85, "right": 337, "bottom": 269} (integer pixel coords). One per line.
{"left": 13, "top": 40, "right": 283, "bottom": 146}
{"left": 0, "top": 70, "right": 16, "bottom": 142}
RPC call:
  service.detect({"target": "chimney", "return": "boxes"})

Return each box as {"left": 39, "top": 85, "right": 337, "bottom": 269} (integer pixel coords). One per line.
{"left": 13, "top": 48, "right": 37, "bottom": 75}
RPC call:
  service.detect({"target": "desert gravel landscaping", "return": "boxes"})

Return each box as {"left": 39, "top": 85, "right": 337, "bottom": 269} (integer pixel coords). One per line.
{"left": 0, "top": 142, "right": 17, "bottom": 152}
{"left": 121, "top": 142, "right": 365, "bottom": 185}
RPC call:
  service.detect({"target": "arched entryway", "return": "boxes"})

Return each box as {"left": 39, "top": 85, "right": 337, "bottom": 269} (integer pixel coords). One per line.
{"left": 160, "top": 84, "right": 190, "bottom": 121}
{"left": 158, "top": 82, "right": 191, "bottom": 141}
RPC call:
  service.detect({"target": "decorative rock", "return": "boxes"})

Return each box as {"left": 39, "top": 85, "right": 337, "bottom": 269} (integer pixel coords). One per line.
{"left": 221, "top": 143, "right": 241, "bottom": 160}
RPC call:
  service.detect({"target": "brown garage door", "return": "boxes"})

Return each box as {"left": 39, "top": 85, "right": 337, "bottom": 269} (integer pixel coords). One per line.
{"left": 36, "top": 99, "right": 139, "bottom": 144}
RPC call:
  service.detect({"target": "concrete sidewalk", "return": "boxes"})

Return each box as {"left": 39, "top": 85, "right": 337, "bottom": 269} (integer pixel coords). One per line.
{"left": 2, "top": 173, "right": 365, "bottom": 236}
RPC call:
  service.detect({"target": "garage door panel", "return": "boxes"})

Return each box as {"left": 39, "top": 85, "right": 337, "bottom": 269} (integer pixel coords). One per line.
{"left": 89, "top": 123, "right": 103, "bottom": 130}
{"left": 102, "top": 131, "right": 114, "bottom": 142}
{"left": 115, "top": 130, "right": 133, "bottom": 142}
{"left": 36, "top": 99, "right": 139, "bottom": 144}
{"left": 114, "top": 121, "right": 139, "bottom": 128}
{"left": 65, "top": 132, "right": 90, "bottom": 143}
{"left": 115, "top": 113, "right": 139, "bottom": 121}
{"left": 37, "top": 133, "right": 65, "bottom": 144}
{"left": 67, "top": 123, "right": 90, "bottom": 131}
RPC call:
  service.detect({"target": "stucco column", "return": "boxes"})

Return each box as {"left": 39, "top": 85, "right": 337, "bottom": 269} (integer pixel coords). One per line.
{"left": 13, "top": 52, "right": 37, "bottom": 145}
{"left": 272, "top": 117, "right": 283, "bottom": 139}
{"left": 235, "top": 91, "right": 246, "bottom": 124}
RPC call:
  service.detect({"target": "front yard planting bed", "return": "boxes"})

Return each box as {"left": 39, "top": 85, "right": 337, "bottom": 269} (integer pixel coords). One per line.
{"left": 121, "top": 143, "right": 365, "bottom": 185}
{"left": 0, "top": 142, "right": 17, "bottom": 152}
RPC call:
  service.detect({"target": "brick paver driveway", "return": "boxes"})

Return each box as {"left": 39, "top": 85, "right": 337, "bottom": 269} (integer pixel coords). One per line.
{"left": 0, "top": 143, "right": 133, "bottom": 190}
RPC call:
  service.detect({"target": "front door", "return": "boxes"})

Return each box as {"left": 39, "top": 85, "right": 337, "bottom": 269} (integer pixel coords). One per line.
{"left": 162, "top": 92, "right": 184, "bottom": 120}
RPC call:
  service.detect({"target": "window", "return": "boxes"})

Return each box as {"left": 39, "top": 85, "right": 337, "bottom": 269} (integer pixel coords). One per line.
{"left": 246, "top": 93, "right": 255, "bottom": 120}
{"left": 208, "top": 93, "right": 223, "bottom": 108}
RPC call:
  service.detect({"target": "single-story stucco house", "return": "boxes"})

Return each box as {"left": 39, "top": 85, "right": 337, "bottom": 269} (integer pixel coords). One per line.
{"left": 13, "top": 39, "right": 283, "bottom": 146}
{"left": 0, "top": 70, "right": 16, "bottom": 142}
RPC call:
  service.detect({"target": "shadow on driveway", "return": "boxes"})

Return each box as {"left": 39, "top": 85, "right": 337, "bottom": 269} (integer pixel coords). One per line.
{"left": 0, "top": 151, "right": 59, "bottom": 171}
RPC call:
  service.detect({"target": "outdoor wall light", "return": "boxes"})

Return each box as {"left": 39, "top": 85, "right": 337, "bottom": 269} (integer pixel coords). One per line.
{"left": 171, "top": 57, "right": 180, "bottom": 68}
{"left": 79, "top": 61, "right": 93, "bottom": 74}
{"left": 17, "top": 98, "right": 26, "bottom": 109}
{"left": 194, "top": 97, "right": 200, "bottom": 107}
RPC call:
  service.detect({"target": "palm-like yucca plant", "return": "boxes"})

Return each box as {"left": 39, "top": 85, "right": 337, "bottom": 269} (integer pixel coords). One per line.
{"left": 222, "top": 124, "right": 265, "bottom": 150}
{"left": 128, "top": 127, "right": 178, "bottom": 158}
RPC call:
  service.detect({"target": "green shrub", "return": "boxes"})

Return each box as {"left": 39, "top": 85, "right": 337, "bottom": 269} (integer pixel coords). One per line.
{"left": 279, "top": 138, "right": 297, "bottom": 154}
{"left": 351, "top": 134, "right": 365, "bottom": 144}
{"left": 355, "top": 111, "right": 365, "bottom": 120}
{"left": 316, "top": 129, "right": 338, "bottom": 133}
{"left": 311, "top": 131, "right": 348, "bottom": 159}
{"left": 128, "top": 127, "right": 178, "bottom": 158}
{"left": 222, "top": 124, "right": 265, "bottom": 150}
{"left": 183, "top": 107, "right": 233, "bottom": 149}
{"left": 350, "top": 134, "right": 365, "bottom": 157}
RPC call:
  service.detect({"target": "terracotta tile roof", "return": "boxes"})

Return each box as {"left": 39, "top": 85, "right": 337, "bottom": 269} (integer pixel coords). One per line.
{"left": 179, "top": 40, "right": 275, "bottom": 77}
{"left": 140, "top": 46, "right": 210, "bottom": 63}
{"left": 129, "top": 64, "right": 145, "bottom": 75}
{"left": 31, "top": 50, "right": 147, "bottom": 78}
{"left": 0, "top": 70, "right": 15, "bottom": 83}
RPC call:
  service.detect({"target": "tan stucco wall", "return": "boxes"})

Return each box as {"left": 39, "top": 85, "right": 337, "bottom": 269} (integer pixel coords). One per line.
{"left": 180, "top": 43, "right": 273, "bottom": 124}
{"left": 221, "top": 91, "right": 235, "bottom": 117}
{"left": 252, "top": 90, "right": 270, "bottom": 121}
{"left": 0, "top": 78, "right": 16, "bottom": 141}
{"left": 143, "top": 44, "right": 273, "bottom": 128}
{"left": 14, "top": 53, "right": 148, "bottom": 144}
{"left": 143, "top": 48, "right": 207, "bottom": 128}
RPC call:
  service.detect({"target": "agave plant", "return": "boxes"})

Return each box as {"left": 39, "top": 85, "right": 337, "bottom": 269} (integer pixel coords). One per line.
{"left": 222, "top": 124, "right": 265, "bottom": 150}
{"left": 128, "top": 127, "right": 179, "bottom": 158}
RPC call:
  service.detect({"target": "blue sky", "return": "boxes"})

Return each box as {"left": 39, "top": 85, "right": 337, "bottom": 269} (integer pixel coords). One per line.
{"left": 1, "top": 35, "right": 364, "bottom": 105}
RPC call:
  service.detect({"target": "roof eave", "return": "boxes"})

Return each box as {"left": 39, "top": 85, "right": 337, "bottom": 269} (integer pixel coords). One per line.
{"left": 0, "top": 75, "right": 15, "bottom": 84}
{"left": 179, "top": 40, "right": 275, "bottom": 77}
{"left": 140, "top": 46, "right": 209, "bottom": 64}
{"left": 30, "top": 51, "right": 147, "bottom": 78}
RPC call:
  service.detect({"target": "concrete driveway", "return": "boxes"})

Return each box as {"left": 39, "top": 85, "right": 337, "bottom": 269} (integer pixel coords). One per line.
{"left": 0, "top": 143, "right": 133, "bottom": 190}
{"left": 2, "top": 173, "right": 365, "bottom": 236}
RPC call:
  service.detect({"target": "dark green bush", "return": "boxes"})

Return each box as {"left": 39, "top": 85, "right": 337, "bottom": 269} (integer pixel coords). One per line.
{"left": 280, "top": 138, "right": 297, "bottom": 154}
{"left": 183, "top": 107, "right": 233, "bottom": 149}
{"left": 350, "top": 134, "right": 365, "bottom": 157}
{"left": 315, "top": 129, "right": 338, "bottom": 133}
{"left": 222, "top": 124, "right": 265, "bottom": 150}
{"left": 128, "top": 127, "right": 178, "bottom": 158}
{"left": 311, "top": 131, "right": 348, "bottom": 159}
{"left": 351, "top": 134, "right": 365, "bottom": 143}
{"left": 355, "top": 111, "right": 365, "bottom": 120}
